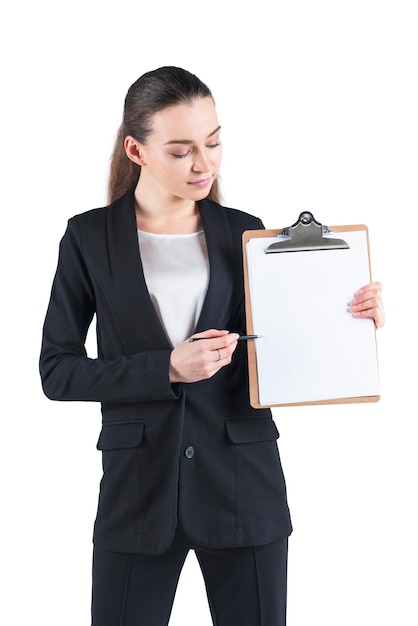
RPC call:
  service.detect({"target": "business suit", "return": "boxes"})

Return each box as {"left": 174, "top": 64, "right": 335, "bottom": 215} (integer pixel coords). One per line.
{"left": 40, "top": 189, "right": 292, "bottom": 622}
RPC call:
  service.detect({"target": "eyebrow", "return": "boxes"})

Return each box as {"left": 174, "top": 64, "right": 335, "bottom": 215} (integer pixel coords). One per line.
{"left": 164, "top": 125, "right": 221, "bottom": 145}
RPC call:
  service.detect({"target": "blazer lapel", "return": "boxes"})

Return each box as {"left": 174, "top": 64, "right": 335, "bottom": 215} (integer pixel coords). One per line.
{"left": 194, "top": 199, "right": 235, "bottom": 333}
{"left": 106, "top": 191, "right": 172, "bottom": 351}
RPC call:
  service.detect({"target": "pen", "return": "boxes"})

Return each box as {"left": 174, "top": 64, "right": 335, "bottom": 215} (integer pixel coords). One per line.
{"left": 189, "top": 335, "right": 263, "bottom": 342}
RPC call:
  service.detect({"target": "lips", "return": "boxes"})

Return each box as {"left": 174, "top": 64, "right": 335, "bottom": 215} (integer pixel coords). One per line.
{"left": 188, "top": 177, "right": 212, "bottom": 188}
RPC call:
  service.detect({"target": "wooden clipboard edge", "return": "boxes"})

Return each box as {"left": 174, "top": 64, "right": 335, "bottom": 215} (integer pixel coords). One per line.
{"left": 242, "top": 224, "right": 380, "bottom": 409}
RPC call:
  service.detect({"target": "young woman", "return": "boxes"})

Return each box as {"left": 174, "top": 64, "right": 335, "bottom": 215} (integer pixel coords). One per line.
{"left": 40, "top": 66, "right": 384, "bottom": 626}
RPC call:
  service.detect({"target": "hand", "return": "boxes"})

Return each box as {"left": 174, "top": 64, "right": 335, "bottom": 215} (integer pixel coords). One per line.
{"left": 169, "top": 329, "right": 240, "bottom": 383}
{"left": 349, "top": 281, "right": 385, "bottom": 329}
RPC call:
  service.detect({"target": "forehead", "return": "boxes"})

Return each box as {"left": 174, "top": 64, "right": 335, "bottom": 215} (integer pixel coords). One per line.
{"left": 149, "top": 97, "right": 219, "bottom": 141}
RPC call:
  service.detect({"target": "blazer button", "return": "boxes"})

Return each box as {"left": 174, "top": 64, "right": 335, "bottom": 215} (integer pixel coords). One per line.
{"left": 184, "top": 446, "right": 195, "bottom": 459}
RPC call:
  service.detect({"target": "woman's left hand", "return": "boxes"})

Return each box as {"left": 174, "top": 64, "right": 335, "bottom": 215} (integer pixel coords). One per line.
{"left": 349, "top": 281, "right": 385, "bottom": 329}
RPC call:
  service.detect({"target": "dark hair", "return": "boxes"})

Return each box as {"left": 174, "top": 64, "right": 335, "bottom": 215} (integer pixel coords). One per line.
{"left": 107, "top": 66, "right": 220, "bottom": 204}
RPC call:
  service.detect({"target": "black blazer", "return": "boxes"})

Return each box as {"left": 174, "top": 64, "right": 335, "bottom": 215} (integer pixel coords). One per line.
{"left": 40, "top": 190, "right": 292, "bottom": 555}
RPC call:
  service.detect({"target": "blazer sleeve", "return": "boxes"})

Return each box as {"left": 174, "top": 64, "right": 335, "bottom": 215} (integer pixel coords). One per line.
{"left": 39, "top": 220, "right": 179, "bottom": 403}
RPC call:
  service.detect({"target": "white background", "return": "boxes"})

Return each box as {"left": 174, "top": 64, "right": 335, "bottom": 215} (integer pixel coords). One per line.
{"left": 1, "top": 1, "right": 417, "bottom": 624}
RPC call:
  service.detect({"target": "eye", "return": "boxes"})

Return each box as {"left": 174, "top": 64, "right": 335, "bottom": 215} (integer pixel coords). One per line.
{"left": 207, "top": 142, "right": 221, "bottom": 149}
{"left": 171, "top": 150, "right": 192, "bottom": 159}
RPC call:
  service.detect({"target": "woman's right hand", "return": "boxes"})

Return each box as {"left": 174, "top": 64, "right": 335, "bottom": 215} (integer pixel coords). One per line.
{"left": 169, "top": 329, "right": 240, "bottom": 383}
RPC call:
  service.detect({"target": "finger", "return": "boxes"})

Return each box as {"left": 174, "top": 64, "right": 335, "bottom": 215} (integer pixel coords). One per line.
{"left": 352, "top": 307, "right": 385, "bottom": 328}
{"left": 211, "top": 343, "right": 236, "bottom": 363}
{"left": 350, "top": 296, "right": 379, "bottom": 312}
{"left": 350, "top": 287, "right": 383, "bottom": 312}
{"left": 350, "top": 300, "right": 385, "bottom": 328}
{"left": 357, "top": 281, "right": 383, "bottom": 293}
{"left": 210, "top": 336, "right": 241, "bottom": 365}
{"left": 190, "top": 334, "right": 239, "bottom": 352}
{"left": 352, "top": 282, "right": 383, "bottom": 303}
{"left": 189, "top": 329, "right": 230, "bottom": 342}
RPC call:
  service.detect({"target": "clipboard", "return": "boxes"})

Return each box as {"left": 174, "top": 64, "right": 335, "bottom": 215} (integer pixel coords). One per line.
{"left": 243, "top": 212, "right": 380, "bottom": 408}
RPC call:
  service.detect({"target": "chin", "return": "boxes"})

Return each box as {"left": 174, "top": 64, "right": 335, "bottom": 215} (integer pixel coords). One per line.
{"left": 188, "top": 183, "right": 215, "bottom": 201}
{"left": 195, "top": 189, "right": 212, "bottom": 201}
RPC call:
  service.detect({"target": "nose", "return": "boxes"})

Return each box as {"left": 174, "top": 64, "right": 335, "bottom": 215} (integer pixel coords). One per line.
{"left": 192, "top": 148, "right": 210, "bottom": 173}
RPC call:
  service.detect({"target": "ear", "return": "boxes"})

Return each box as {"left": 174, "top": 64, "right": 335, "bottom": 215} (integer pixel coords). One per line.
{"left": 124, "top": 136, "right": 147, "bottom": 166}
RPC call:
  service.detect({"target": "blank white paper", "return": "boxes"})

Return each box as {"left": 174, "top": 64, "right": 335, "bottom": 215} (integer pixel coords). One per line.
{"left": 246, "top": 231, "right": 380, "bottom": 405}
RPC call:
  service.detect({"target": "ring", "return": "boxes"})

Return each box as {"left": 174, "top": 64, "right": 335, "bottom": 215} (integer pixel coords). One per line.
{"left": 217, "top": 349, "right": 222, "bottom": 361}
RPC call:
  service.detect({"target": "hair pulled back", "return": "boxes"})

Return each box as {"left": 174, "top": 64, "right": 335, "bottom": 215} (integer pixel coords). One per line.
{"left": 107, "top": 66, "right": 220, "bottom": 204}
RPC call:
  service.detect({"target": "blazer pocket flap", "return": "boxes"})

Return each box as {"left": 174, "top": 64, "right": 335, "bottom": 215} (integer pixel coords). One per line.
{"left": 225, "top": 417, "right": 279, "bottom": 444}
{"left": 97, "top": 421, "right": 145, "bottom": 451}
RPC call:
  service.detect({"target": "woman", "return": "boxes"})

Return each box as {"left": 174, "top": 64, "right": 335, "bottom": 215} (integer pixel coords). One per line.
{"left": 40, "top": 66, "right": 384, "bottom": 626}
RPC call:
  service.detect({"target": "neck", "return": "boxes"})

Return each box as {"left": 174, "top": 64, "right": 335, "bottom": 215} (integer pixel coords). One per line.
{"left": 134, "top": 184, "right": 201, "bottom": 235}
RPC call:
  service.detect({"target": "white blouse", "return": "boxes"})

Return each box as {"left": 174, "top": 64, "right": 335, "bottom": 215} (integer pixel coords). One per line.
{"left": 137, "top": 229, "right": 210, "bottom": 347}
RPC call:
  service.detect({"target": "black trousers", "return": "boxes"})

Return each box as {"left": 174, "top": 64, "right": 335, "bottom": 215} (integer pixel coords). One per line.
{"left": 91, "top": 525, "right": 288, "bottom": 626}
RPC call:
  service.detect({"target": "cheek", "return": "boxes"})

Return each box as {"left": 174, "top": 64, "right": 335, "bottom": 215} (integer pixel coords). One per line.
{"left": 158, "top": 159, "right": 183, "bottom": 178}
{"left": 163, "top": 162, "right": 189, "bottom": 187}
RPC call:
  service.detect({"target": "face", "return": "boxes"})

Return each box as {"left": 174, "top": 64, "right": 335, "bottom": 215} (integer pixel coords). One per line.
{"left": 129, "top": 97, "right": 222, "bottom": 202}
